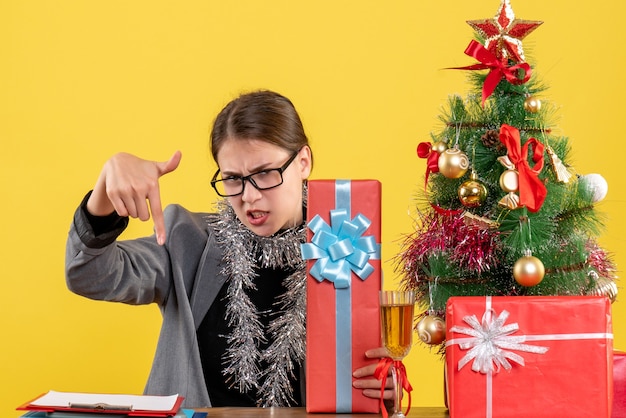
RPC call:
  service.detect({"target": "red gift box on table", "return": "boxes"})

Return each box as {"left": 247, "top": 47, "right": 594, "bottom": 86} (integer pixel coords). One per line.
{"left": 445, "top": 296, "right": 613, "bottom": 418}
{"left": 614, "top": 350, "right": 626, "bottom": 418}
{"left": 302, "top": 180, "right": 382, "bottom": 413}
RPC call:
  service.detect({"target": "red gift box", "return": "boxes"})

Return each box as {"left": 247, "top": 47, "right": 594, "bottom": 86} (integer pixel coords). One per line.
{"left": 302, "top": 180, "right": 382, "bottom": 413}
{"left": 614, "top": 350, "right": 626, "bottom": 418}
{"left": 445, "top": 296, "right": 613, "bottom": 418}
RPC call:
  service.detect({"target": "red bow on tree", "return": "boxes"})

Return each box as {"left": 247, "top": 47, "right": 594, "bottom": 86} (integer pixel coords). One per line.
{"left": 417, "top": 142, "right": 441, "bottom": 190}
{"left": 451, "top": 40, "right": 532, "bottom": 105}
{"left": 498, "top": 124, "right": 547, "bottom": 212}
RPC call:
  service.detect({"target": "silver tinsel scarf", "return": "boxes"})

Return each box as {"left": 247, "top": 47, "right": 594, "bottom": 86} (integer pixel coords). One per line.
{"left": 207, "top": 200, "right": 307, "bottom": 407}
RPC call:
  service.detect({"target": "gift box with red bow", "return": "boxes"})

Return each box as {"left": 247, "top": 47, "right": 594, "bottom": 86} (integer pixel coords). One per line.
{"left": 302, "top": 180, "right": 382, "bottom": 413}
{"left": 445, "top": 296, "right": 613, "bottom": 418}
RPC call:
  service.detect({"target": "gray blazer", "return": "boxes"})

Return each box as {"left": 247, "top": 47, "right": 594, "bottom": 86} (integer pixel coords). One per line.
{"left": 66, "top": 202, "right": 227, "bottom": 408}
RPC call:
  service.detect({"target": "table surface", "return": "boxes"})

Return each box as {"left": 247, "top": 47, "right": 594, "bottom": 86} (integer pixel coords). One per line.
{"left": 192, "top": 407, "right": 449, "bottom": 417}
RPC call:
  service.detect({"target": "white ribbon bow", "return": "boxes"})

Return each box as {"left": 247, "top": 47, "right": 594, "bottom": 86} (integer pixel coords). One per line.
{"left": 450, "top": 309, "right": 549, "bottom": 374}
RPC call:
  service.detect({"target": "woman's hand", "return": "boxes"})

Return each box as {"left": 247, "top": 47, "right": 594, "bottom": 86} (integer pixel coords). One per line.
{"left": 352, "top": 347, "right": 394, "bottom": 400}
{"left": 87, "top": 151, "right": 182, "bottom": 245}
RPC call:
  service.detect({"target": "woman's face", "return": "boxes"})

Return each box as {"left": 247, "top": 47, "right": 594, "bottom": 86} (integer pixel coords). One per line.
{"left": 216, "top": 138, "right": 312, "bottom": 236}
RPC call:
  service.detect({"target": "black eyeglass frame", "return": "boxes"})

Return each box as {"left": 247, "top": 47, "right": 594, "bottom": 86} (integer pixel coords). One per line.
{"left": 210, "top": 150, "right": 300, "bottom": 197}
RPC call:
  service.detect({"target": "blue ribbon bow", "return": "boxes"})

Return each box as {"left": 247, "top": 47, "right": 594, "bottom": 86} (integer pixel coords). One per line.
{"left": 301, "top": 208, "right": 381, "bottom": 288}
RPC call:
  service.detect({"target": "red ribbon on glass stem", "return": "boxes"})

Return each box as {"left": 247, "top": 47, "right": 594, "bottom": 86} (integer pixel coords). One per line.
{"left": 450, "top": 40, "right": 532, "bottom": 105}
{"left": 499, "top": 124, "right": 547, "bottom": 213}
{"left": 374, "top": 357, "right": 412, "bottom": 418}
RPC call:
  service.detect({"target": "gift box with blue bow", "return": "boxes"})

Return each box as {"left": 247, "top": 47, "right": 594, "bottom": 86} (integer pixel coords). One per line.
{"left": 302, "top": 180, "right": 382, "bottom": 413}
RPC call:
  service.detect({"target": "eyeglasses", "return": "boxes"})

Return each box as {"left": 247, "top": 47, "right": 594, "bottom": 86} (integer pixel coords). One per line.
{"left": 211, "top": 151, "right": 299, "bottom": 197}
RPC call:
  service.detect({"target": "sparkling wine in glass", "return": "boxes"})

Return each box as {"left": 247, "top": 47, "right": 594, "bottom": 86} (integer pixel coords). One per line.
{"left": 380, "top": 290, "right": 415, "bottom": 418}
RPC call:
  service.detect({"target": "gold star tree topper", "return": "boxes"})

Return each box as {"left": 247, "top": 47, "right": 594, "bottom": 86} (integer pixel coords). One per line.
{"left": 467, "top": 0, "right": 542, "bottom": 63}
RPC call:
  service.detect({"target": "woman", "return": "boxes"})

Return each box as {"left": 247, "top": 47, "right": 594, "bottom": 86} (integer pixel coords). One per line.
{"left": 65, "top": 90, "right": 390, "bottom": 408}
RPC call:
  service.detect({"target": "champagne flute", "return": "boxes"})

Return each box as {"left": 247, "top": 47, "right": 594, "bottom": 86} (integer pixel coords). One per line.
{"left": 380, "top": 290, "right": 415, "bottom": 418}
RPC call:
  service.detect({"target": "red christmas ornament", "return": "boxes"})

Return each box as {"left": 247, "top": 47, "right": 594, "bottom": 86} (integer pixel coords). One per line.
{"left": 467, "top": 0, "right": 543, "bottom": 63}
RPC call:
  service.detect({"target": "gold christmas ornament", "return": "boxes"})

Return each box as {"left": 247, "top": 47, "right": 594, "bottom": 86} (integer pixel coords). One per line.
{"left": 498, "top": 168, "right": 520, "bottom": 209}
{"left": 588, "top": 273, "right": 618, "bottom": 304}
{"left": 431, "top": 141, "right": 448, "bottom": 154}
{"left": 546, "top": 146, "right": 574, "bottom": 183}
{"left": 513, "top": 254, "right": 545, "bottom": 287}
{"left": 499, "top": 193, "right": 520, "bottom": 210}
{"left": 499, "top": 169, "right": 519, "bottom": 193}
{"left": 463, "top": 211, "right": 499, "bottom": 229}
{"left": 523, "top": 96, "right": 542, "bottom": 113}
{"left": 417, "top": 315, "right": 446, "bottom": 345}
{"left": 438, "top": 148, "right": 469, "bottom": 179}
{"left": 458, "top": 171, "right": 488, "bottom": 207}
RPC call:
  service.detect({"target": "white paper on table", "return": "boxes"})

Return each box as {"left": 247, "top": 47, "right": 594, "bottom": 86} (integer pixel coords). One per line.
{"left": 30, "top": 390, "right": 179, "bottom": 411}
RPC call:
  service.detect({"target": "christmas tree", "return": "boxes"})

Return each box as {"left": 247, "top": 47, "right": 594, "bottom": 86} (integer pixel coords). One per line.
{"left": 396, "top": 0, "right": 618, "bottom": 349}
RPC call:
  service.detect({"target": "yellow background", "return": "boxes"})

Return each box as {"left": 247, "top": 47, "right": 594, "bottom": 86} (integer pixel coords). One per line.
{"left": 2, "top": 1, "right": 625, "bottom": 415}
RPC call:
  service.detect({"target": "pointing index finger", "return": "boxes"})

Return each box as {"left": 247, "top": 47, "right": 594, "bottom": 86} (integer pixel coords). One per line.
{"left": 148, "top": 187, "right": 166, "bottom": 245}
{"left": 150, "top": 150, "right": 181, "bottom": 245}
